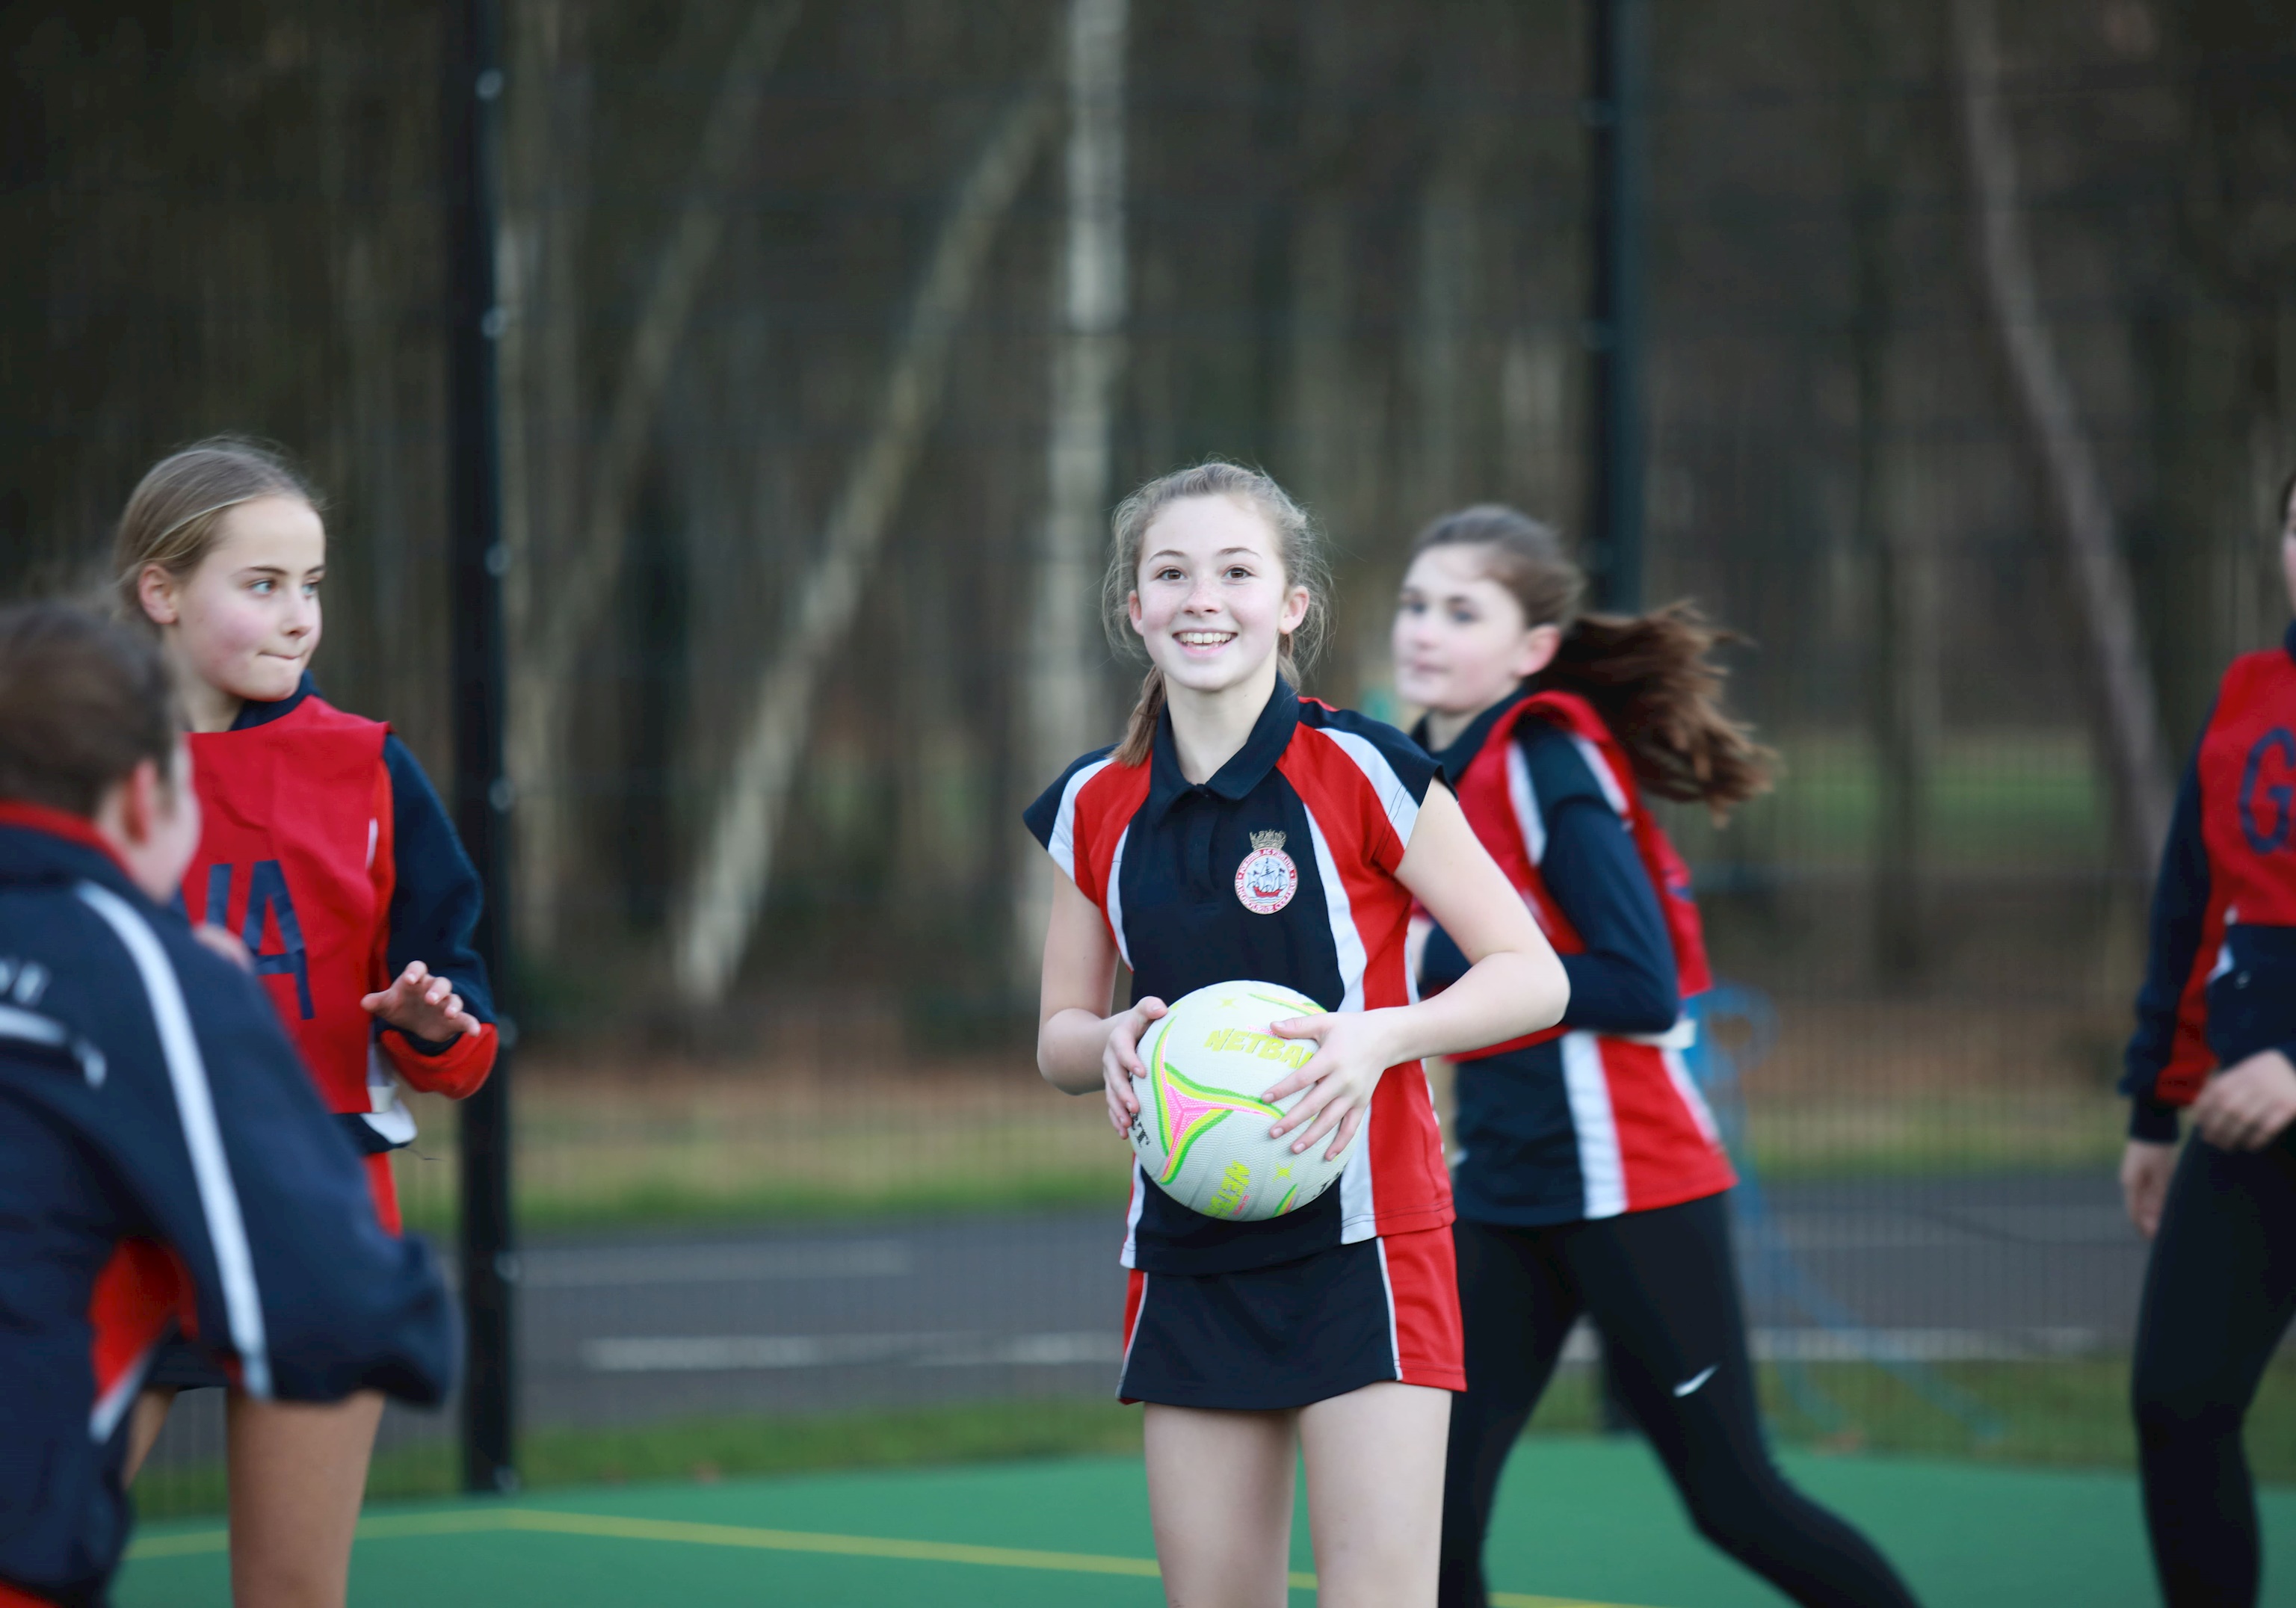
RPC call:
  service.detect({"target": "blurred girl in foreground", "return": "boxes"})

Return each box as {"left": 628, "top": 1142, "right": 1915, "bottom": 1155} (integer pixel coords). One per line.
{"left": 0, "top": 602, "right": 451, "bottom": 1607}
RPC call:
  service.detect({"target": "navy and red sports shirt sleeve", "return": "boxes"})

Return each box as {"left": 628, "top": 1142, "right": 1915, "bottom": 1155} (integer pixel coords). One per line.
{"left": 2122, "top": 740, "right": 2210, "bottom": 1142}
{"left": 1023, "top": 744, "right": 1118, "bottom": 856}
{"left": 377, "top": 735, "right": 499, "bottom": 1098}
{"left": 1300, "top": 702, "right": 1442, "bottom": 800}
{"left": 1420, "top": 719, "right": 1677, "bottom": 1033}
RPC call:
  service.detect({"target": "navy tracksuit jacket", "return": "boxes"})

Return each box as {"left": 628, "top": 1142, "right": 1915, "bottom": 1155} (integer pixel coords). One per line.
{"left": 0, "top": 808, "right": 456, "bottom": 1607}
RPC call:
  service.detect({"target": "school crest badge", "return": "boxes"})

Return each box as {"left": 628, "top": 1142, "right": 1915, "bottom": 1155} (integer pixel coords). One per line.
{"left": 1234, "top": 829, "right": 1299, "bottom": 915}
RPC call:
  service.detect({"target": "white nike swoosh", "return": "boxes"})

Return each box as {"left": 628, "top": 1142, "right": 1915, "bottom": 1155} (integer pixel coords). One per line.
{"left": 1672, "top": 1364, "right": 1718, "bottom": 1397}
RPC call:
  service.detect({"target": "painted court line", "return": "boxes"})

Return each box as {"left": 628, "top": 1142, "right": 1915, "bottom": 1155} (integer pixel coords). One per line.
{"left": 127, "top": 1507, "right": 1648, "bottom": 1607}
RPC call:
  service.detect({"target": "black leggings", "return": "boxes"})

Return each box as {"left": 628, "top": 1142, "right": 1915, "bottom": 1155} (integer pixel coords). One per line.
{"left": 2132, "top": 1129, "right": 2296, "bottom": 1607}
{"left": 1439, "top": 1196, "right": 1920, "bottom": 1608}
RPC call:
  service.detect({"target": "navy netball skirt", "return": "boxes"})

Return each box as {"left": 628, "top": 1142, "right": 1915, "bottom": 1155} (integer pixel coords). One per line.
{"left": 1117, "top": 1227, "right": 1465, "bottom": 1410}
{"left": 142, "top": 1335, "right": 230, "bottom": 1392}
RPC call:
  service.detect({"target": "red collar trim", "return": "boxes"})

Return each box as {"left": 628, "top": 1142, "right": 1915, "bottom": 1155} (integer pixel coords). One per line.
{"left": 0, "top": 800, "right": 132, "bottom": 874}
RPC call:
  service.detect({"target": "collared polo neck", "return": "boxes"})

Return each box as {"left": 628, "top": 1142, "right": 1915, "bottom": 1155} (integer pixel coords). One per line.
{"left": 1414, "top": 682, "right": 1536, "bottom": 787}
{"left": 1147, "top": 676, "right": 1302, "bottom": 817}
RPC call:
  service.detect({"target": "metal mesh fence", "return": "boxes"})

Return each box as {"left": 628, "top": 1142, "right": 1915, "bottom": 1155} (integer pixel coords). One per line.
{"left": 7, "top": 0, "right": 2296, "bottom": 1515}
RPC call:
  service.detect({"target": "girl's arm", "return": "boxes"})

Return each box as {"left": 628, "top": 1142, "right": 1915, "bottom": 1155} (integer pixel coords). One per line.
{"left": 2121, "top": 741, "right": 2209, "bottom": 1143}
{"left": 1530, "top": 797, "right": 1677, "bottom": 1031}
{"left": 1264, "top": 785, "right": 1567, "bottom": 1158}
{"left": 362, "top": 737, "right": 497, "bottom": 1097}
{"left": 1037, "top": 871, "right": 1164, "bottom": 1137}
{"left": 1417, "top": 726, "right": 1674, "bottom": 1033}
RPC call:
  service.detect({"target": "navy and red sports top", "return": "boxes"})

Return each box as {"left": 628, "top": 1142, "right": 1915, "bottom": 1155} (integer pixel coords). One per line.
{"left": 2124, "top": 621, "right": 2296, "bottom": 1140}
{"left": 0, "top": 805, "right": 454, "bottom": 1607}
{"left": 1416, "top": 685, "right": 1733, "bottom": 1225}
{"left": 1025, "top": 679, "right": 1452, "bottom": 1275}
{"left": 185, "top": 673, "right": 498, "bottom": 1229}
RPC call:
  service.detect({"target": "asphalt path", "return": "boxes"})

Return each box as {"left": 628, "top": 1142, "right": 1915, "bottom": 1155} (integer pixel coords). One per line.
{"left": 145, "top": 1170, "right": 2173, "bottom": 1468}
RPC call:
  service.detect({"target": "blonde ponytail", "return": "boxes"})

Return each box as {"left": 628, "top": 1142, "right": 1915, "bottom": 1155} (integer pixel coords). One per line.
{"left": 1113, "top": 667, "right": 1167, "bottom": 768}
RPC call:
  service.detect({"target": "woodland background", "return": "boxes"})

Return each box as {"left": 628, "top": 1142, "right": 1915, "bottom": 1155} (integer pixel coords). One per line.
{"left": 7, "top": 0, "right": 2291, "bottom": 1042}
{"left": 7, "top": 0, "right": 2296, "bottom": 1490}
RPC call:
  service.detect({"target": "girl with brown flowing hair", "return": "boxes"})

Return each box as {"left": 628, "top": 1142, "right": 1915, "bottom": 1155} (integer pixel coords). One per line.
{"left": 1394, "top": 507, "right": 1919, "bottom": 1608}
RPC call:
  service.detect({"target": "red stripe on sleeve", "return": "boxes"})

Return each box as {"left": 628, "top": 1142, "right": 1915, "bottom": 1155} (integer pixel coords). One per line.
{"left": 1069, "top": 761, "right": 1152, "bottom": 936}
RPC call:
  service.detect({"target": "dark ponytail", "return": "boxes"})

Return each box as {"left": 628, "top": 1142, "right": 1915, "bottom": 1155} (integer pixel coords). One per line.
{"left": 1410, "top": 504, "right": 1776, "bottom": 819}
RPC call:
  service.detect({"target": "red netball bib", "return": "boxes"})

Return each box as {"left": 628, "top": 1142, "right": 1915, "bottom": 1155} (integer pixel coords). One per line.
{"left": 184, "top": 698, "right": 387, "bottom": 1116}
{"left": 1445, "top": 688, "right": 1712, "bottom": 1060}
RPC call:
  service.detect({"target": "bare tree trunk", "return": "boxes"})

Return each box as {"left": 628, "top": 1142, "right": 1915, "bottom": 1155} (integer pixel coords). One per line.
{"left": 671, "top": 85, "right": 1056, "bottom": 1005}
{"left": 500, "top": 0, "right": 593, "bottom": 953}
{"left": 1410, "top": 148, "right": 1479, "bottom": 522}
{"left": 1850, "top": 1, "right": 1934, "bottom": 980}
{"left": 1013, "top": 0, "right": 1129, "bottom": 988}
{"left": 1951, "top": 0, "right": 2173, "bottom": 866}
{"left": 1288, "top": 195, "right": 1354, "bottom": 516}
{"left": 1284, "top": 11, "right": 1373, "bottom": 522}
{"left": 504, "top": 0, "right": 803, "bottom": 954}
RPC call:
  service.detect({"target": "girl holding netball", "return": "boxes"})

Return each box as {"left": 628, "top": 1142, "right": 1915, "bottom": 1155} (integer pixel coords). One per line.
{"left": 2122, "top": 470, "right": 2296, "bottom": 1608}
{"left": 112, "top": 439, "right": 498, "bottom": 1608}
{"left": 1028, "top": 463, "right": 1567, "bottom": 1608}
{"left": 1394, "top": 507, "right": 1918, "bottom": 1608}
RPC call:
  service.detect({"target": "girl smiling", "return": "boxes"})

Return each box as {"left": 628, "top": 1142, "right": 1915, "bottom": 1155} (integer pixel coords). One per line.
{"left": 1027, "top": 463, "right": 1567, "bottom": 1608}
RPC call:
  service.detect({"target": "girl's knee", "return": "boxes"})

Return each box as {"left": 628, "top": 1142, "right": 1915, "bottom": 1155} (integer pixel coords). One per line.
{"left": 231, "top": 1552, "right": 351, "bottom": 1608}
{"left": 1677, "top": 1465, "right": 1803, "bottom": 1560}
{"left": 1687, "top": 1494, "right": 1772, "bottom": 1559}
{"left": 2132, "top": 1380, "right": 2243, "bottom": 1447}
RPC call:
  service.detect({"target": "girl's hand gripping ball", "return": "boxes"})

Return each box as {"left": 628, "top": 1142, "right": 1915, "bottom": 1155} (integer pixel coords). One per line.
{"left": 1261, "top": 1009, "right": 1402, "bottom": 1162}
{"left": 1102, "top": 997, "right": 1168, "bottom": 1137}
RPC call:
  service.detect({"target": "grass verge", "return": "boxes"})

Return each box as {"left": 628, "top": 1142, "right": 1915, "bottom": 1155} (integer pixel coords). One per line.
{"left": 132, "top": 1355, "right": 2296, "bottom": 1521}
{"left": 389, "top": 1090, "right": 2129, "bottom": 1237}
{"left": 395, "top": 1169, "right": 1128, "bottom": 1239}
{"left": 132, "top": 1399, "right": 1149, "bottom": 1519}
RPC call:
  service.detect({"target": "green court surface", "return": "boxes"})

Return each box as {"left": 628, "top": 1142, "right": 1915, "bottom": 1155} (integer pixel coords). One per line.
{"left": 117, "top": 1435, "right": 2296, "bottom": 1607}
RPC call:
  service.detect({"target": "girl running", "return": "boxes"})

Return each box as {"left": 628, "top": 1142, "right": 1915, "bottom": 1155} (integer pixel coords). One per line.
{"left": 2123, "top": 470, "right": 2296, "bottom": 1608}
{"left": 1027, "top": 463, "right": 1568, "bottom": 1608}
{"left": 111, "top": 439, "right": 498, "bottom": 1608}
{"left": 1393, "top": 507, "right": 1919, "bottom": 1608}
